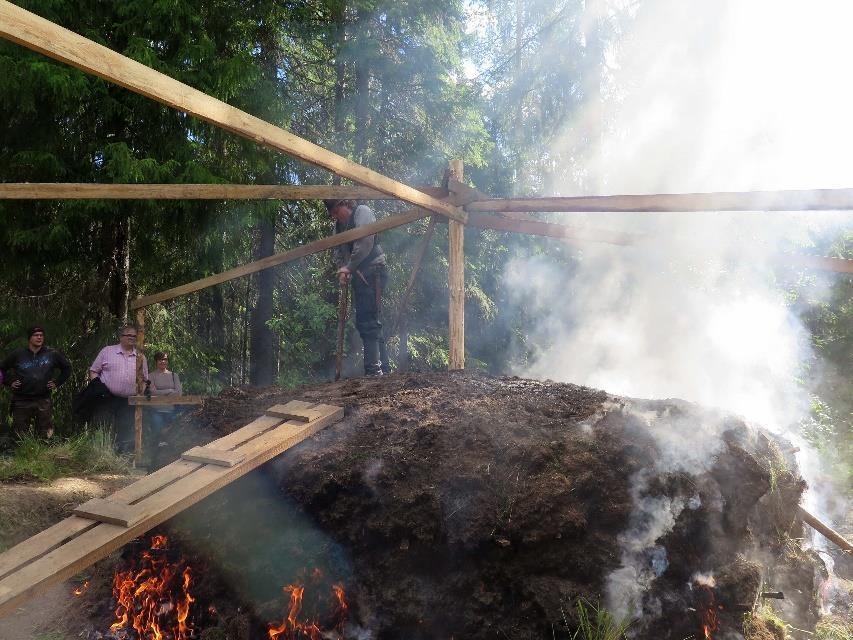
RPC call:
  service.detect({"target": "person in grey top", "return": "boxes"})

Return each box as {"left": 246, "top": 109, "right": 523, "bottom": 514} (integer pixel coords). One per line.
{"left": 148, "top": 351, "right": 183, "bottom": 448}
{"left": 325, "top": 199, "right": 389, "bottom": 376}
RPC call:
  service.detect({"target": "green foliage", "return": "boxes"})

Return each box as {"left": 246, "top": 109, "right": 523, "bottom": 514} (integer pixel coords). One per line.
{"left": 0, "top": 429, "right": 131, "bottom": 483}
{"left": 570, "top": 599, "right": 631, "bottom": 640}
{"left": 744, "top": 602, "right": 790, "bottom": 640}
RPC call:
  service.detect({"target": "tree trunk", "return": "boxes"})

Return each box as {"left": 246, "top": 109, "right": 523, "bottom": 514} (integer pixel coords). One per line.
{"left": 249, "top": 217, "right": 276, "bottom": 386}
{"left": 353, "top": 8, "right": 372, "bottom": 163}
{"left": 101, "top": 214, "right": 131, "bottom": 321}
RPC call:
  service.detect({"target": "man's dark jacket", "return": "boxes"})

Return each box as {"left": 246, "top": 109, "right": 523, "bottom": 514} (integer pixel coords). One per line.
{"left": 0, "top": 346, "right": 72, "bottom": 398}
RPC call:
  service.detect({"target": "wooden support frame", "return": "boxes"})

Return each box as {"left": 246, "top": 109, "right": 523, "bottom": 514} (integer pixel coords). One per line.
{"left": 0, "top": 2, "right": 465, "bottom": 223}
{"left": 447, "top": 161, "right": 465, "bottom": 370}
{"left": 130, "top": 207, "right": 429, "bottom": 309}
{"left": 464, "top": 188, "right": 853, "bottom": 213}
{"left": 0, "top": 183, "right": 447, "bottom": 201}
{"left": 0, "top": 401, "right": 343, "bottom": 617}
{"left": 391, "top": 216, "right": 439, "bottom": 336}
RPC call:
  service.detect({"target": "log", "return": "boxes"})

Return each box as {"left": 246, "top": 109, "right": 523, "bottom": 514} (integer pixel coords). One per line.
{"left": 130, "top": 207, "right": 429, "bottom": 309}
{"left": 127, "top": 395, "right": 205, "bottom": 406}
{"left": 448, "top": 161, "right": 465, "bottom": 370}
{"left": 799, "top": 506, "right": 853, "bottom": 553}
{"left": 0, "top": 183, "right": 447, "bottom": 201}
{"left": 465, "top": 188, "right": 853, "bottom": 213}
{"left": 391, "top": 216, "right": 438, "bottom": 336}
{"left": 0, "top": 2, "right": 465, "bottom": 223}
{"left": 134, "top": 309, "right": 145, "bottom": 466}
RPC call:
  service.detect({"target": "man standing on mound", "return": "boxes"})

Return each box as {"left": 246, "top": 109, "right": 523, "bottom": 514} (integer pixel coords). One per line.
{"left": 0, "top": 326, "right": 72, "bottom": 442}
{"left": 325, "top": 198, "right": 389, "bottom": 376}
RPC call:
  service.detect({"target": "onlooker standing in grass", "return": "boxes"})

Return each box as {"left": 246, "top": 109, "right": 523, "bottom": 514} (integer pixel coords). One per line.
{"left": 148, "top": 351, "right": 182, "bottom": 449}
{"left": 89, "top": 325, "right": 148, "bottom": 453}
{"left": 0, "top": 326, "right": 72, "bottom": 442}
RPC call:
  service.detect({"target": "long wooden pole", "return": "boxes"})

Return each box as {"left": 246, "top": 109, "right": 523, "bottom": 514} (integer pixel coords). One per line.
{"left": 0, "top": 1, "right": 465, "bottom": 223}
{"left": 799, "top": 506, "right": 853, "bottom": 553}
{"left": 134, "top": 308, "right": 145, "bottom": 467}
{"left": 465, "top": 188, "right": 853, "bottom": 213}
{"left": 448, "top": 161, "right": 465, "bottom": 370}
{"left": 391, "top": 216, "right": 438, "bottom": 336}
{"left": 0, "top": 183, "right": 447, "bottom": 201}
{"left": 130, "top": 207, "right": 429, "bottom": 309}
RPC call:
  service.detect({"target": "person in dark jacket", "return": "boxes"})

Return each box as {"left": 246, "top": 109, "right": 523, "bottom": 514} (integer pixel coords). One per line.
{"left": 1, "top": 326, "right": 72, "bottom": 439}
{"left": 325, "top": 199, "right": 389, "bottom": 376}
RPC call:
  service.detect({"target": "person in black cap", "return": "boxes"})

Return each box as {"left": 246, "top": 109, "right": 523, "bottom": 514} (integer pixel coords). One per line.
{"left": 324, "top": 199, "right": 389, "bottom": 376}
{"left": 1, "top": 326, "right": 72, "bottom": 441}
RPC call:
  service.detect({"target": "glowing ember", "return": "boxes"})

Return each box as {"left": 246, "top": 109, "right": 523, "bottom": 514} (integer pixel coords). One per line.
{"left": 109, "top": 535, "right": 197, "bottom": 640}
{"left": 72, "top": 580, "right": 89, "bottom": 596}
{"left": 267, "top": 576, "right": 349, "bottom": 640}
{"left": 693, "top": 574, "right": 720, "bottom": 640}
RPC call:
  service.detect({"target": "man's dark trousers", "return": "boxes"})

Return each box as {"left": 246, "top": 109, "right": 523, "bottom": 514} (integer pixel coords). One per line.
{"left": 352, "top": 264, "right": 388, "bottom": 375}
{"left": 11, "top": 397, "right": 53, "bottom": 438}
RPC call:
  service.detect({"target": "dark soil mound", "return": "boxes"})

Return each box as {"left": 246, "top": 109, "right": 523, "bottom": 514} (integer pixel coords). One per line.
{"left": 159, "top": 371, "right": 824, "bottom": 640}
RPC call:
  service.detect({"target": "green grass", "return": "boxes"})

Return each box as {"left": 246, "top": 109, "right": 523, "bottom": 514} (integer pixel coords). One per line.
{"left": 570, "top": 599, "right": 631, "bottom": 640}
{"left": 815, "top": 616, "right": 853, "bottom": 640}
{"left": 0, "top": 429, "right": 131, "bottom": 482}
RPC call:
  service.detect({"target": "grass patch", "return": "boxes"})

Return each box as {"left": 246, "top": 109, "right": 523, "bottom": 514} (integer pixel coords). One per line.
{"left": 744, "top": 602, "right": 790, "bottom": 640}
{"left": 570, "top": 599, "right": 631, "bottom": 640}
{"left": 815, "top": 615, "right": 853, "bottom": 640}
{"left": 0, "top": 429, "right": 131, "bottom": 482}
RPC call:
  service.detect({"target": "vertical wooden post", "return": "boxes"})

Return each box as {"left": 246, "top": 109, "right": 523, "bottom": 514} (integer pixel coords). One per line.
{"left": 448, "top": 159, "right": 465, "bottom": 370}
{"left": 134, "top": 306, "right": 146, "bottom": 467}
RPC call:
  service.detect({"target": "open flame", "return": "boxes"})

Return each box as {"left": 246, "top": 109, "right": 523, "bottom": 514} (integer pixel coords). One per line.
{"left": 693, "top": 574, "right": 719, "bottom": 640}
{"left": 72, "top": 580, "right": 90, "bottom": 597}
{"left": 109, "top": 534, "right": 197, "bottom": 640}
{"left": 267, "top": 570, "right": 349, "bottom": 640}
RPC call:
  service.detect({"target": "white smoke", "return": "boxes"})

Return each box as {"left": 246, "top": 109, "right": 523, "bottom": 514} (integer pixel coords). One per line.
{"left": 498, "top": 0, "right": 853, "bottom": 624}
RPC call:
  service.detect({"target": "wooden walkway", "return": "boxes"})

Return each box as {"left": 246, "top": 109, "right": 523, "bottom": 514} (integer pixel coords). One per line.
{"left": 0, "top": 400, "right": 343, "bottom": 618}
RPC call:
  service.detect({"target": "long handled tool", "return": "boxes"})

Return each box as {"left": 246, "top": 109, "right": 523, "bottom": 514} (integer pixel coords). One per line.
{"left": 335, "top": 279, "right": 349, "bottom": 381}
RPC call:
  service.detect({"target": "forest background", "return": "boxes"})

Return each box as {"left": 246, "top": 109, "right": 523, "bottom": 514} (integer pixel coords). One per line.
{"left": 0, "top": 0, "right": 850, "bottom": 485}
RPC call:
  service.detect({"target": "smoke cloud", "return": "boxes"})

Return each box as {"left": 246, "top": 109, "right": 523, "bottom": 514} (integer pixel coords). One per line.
{"left": 497, "top": 0, "right": 853, "bottom": 622}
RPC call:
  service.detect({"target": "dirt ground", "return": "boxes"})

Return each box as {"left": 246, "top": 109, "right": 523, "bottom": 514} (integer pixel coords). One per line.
{"left": 155, "top": 371, "right": 842, "bottom": 639}
{"left": 2, "top": 371, "right": 848, "bottom": 639}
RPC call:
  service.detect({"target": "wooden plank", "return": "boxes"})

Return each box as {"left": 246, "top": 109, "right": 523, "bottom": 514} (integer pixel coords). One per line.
{"left": 0, "top": 3, "right": 465, "bottom": 222}
{"left": 181, "top": 446, "right": 246, "bottom": 467}
{"left": 467, "top": 212, "right": 642, "bottom": 246}
{"left": 130, "top": 207, "right": 428, "bottom": 309}
{"left": 448, "top": 161, "right": 465, "bottom": 370}
{"left": 391, "top": 216, "right": 438, "bottom": 336}
{"left": 134, "top": 309, "right": 145, "bottom": 466}
{"left": 265, "top": 404, "right": 325, "bottom": 423}
{"left": 0, "top": 183, "right": 447, "bottom": 201}
{"left": 0, "top": 411, "right": 288, "bottom": 581}
{"left": 72, "top": 499, "right": 143, "bottom": 528}
{"left": 464, "top": 188, "right": 853, "bottom": 213}
{"left": 0, "top": 403, "right": 343, "bottom": 617}
{"left": 799, "top": 506, "right": 853, "bottom": 553}
{"left": 128, "top": 395, "right": 205, "bottom": 406}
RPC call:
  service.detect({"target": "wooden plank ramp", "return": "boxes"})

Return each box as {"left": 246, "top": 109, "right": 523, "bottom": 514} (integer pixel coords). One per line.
{"left": 0, "top": 400, "right": 343, "bottom": 618}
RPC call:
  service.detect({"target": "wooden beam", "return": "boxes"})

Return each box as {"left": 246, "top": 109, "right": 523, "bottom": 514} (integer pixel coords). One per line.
{"left": 465, "top": 188, "right": 853, "bottom": 213}
{"left": 130, "top": 207, "right": 428, "bottom": 309}
{"left": 447, "top": 161, "right": 465, "bottom": 370}
{"left": 134, "top": 309, "right": 145, "bottom": 467}
{"left": 127, "top": 395, "right": 205, "bottom": 406}
{"left": 467, "top": 212, "right": 643, "bottom": 246}
{"left": 0, "top": 183, "right": 448, "bottom": 201}
{"left": 0, "top": 401, "right": 343, "bottom": 617}
{"left": 799, "top": 506, "right": 853, "bottom": 553}
{"left": 0, "top": 2, "right": 465, "bottom": 223}
{"left": 391, "top": 216, "right": 438, "bottom": 336}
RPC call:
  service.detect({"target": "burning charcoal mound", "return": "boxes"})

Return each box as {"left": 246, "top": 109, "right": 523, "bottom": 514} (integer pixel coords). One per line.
{"left": 152, "top": 371, "right": 833, "bottom": 640}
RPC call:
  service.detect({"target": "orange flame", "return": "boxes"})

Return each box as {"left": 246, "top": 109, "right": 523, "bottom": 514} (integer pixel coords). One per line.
{"left": 72, "top": 580, "right": 89, "bottom": 597}
{"left": 109, "top": 535, "right": 196, "bottom": 640}
{"left": 267, "top": 579, "right": 348, "bottom": 639}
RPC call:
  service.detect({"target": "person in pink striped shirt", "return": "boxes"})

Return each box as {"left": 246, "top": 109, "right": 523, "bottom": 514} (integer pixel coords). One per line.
{"left": 89, "top": 324, "right": 149, "bottom": 452}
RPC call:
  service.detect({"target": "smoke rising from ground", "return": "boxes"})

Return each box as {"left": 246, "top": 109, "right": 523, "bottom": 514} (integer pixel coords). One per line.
{"left": 496, "top": 0, "right": 853, "bottom": 622}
